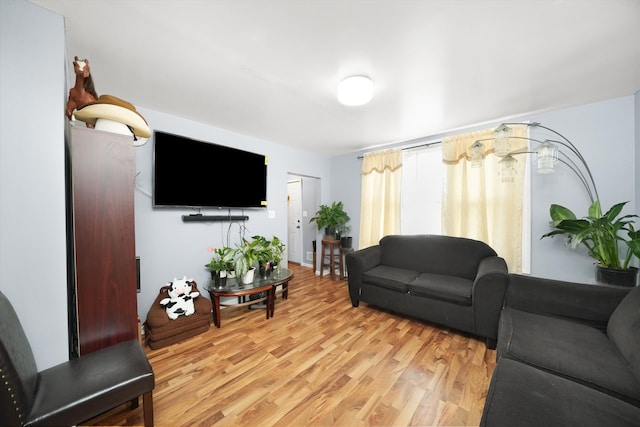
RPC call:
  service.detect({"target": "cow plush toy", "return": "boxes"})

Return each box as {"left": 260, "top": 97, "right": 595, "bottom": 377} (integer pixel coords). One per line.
{"left": 160, "top": 276, "right": 200, "bottom": 320}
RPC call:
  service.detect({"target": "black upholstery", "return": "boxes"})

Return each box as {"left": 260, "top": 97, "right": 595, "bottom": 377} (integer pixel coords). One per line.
{"left": 346, "top": 234, "right": 509, "bottom": 347}
{"left": 481, "top": 274, "right": 640, "bottom": 426}
{"left": 0, "top": 291, "right": 154, "bottom": 427}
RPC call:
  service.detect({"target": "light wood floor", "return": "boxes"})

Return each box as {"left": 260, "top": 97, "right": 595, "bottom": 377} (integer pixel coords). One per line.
{"left": 84, "top": 263, "right": 496, "bottom": 427}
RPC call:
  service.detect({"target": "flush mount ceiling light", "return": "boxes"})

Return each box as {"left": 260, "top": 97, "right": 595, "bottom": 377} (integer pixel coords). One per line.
{"left": 337, "top": 75, "right": 374, "bottom": 106}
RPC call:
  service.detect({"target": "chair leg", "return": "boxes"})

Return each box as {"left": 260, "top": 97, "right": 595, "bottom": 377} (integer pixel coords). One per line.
{"left": 143, "top": 390, "right": 154, "bottom": 427}
{"left": 130, "top": 395, "right": 139, "bottom": 409}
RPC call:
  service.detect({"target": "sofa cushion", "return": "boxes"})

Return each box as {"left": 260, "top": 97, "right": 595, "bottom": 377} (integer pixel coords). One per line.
{"left": 362, "top": 265, "right": 418, "bottom": 293}
{"left": 498, "top": 307, "right": 640, "bottom": 405}
{"left": 409, "top": 273, "right": 473, "bottom": 305}
{"left": 378, "top": 234, "right": 496, "bottom": 279}
{"left": 481, "top": 358, "right": 640, "bottom": 427}
{"left": 607, "top": 285, "right": 640, "bottom": 383}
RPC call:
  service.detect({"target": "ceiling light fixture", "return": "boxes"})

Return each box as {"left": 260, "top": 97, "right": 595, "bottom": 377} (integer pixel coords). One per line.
{"left": 337, "top": 75, "right": 374, "bottom": 106}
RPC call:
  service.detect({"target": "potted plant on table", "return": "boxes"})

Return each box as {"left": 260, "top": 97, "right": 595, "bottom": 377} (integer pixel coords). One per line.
{"left": 205, "top": 246, "right": 235, "bottom": 287}
{"left": 233, "top": 239, "right": 260, "bottom": 284}
{"left": 252, "top": 235, "right": 287, "bottom": 278}
{"left": 309, "top": 201, "right": 350, "bottom": 239}
{"left": 542, "top": 200, "right": 640, "bottom": 286}
{"left": 269, "top": 235, "right": 286, "bottom": 274}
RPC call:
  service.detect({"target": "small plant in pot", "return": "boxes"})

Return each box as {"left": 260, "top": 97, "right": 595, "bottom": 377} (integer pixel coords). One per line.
{"left": 253, "top": 235, "right": 287, "bottom": 277}
{"left": 309, "top": 201, "right": 350, "bottom": 239}
{"left": 542, "top": 200, "right": 640, "bottom": 286}
{"left": 205, "top": 246, "right": 235, "bottom": 287}
{"left": 338, "top": 223, "right": 353, "bottom": 249}
{"left": 233, "top": 239, "right": 260, "bottom": 284}
{"left": 268, "top": 235, "right": 286, "bottom": 274}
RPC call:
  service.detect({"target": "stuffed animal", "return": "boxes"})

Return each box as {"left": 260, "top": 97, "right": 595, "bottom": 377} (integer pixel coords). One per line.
{"left": 159, "top": 276, "right": 200, "bottom": 320}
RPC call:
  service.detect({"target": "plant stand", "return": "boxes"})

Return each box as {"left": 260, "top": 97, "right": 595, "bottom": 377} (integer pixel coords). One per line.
{"left": 320, "top": 239, "right": 343, "bottom": 281}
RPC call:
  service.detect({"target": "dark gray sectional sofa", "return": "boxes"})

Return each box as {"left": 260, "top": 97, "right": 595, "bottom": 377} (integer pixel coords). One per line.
{"left": 345, "top": 234, "right": 509, "bottom": 348}
{"left": 481, "top": 274, "right": 640, "bottom": 427}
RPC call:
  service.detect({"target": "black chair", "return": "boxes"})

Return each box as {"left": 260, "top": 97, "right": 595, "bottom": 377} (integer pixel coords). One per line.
{"left": 0, "top": 290, "right": 155, "bottom": 427}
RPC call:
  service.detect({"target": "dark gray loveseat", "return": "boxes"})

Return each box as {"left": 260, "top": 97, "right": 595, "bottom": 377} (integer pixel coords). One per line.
{"left": 345, "top": 234, "right": 509, "bottom": 348}
{"left": 481, "top": 274, "right": 640, "bottom": 426}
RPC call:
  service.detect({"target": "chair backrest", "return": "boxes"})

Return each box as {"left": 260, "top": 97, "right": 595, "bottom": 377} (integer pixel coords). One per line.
{"left": 607, "top": 285, "right": 640, "bottom": 382}
{"left": 0, "top": 291, "right": 39, "bottom": 426}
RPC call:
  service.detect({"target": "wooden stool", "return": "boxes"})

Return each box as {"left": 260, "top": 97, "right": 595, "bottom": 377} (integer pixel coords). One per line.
{"left": 320, "top": 239, "right": 343, "bottom": 281}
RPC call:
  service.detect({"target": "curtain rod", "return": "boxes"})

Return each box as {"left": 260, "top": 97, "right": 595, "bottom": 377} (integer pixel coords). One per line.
{"left": 357, "top": 140, "right": 442, "bottom": 159}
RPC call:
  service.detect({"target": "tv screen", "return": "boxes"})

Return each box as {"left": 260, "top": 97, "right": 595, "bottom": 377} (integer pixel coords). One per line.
{"left": 153, "top": 131, "right": 267, "bottom": 209}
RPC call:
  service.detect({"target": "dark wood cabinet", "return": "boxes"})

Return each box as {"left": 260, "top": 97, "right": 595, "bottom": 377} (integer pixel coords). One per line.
{"left": 68, "top": 126, "right": 138, "bottom": 355}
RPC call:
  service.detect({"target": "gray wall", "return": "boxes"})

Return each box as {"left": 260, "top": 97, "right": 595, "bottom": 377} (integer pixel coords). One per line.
{"left": 132, "top": 109, "right": 332, "bottom": 323}
{"left": 1, "top": 0, "right": 68, "bottom": 369}
{"left": 332, "top": 96, "right": 638, "bottom": 284}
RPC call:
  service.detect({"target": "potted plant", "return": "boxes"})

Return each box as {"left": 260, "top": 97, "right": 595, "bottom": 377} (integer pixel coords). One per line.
{"left": 338, "top": 223, "right": 353, "bottom": 249}
{"left": 252, "top": 235, "right": 287, "bottom": 278}
{"left": 267, "top": 235, "right": 286, "bottom": 274}
{"left": 542, "top": 200, "right": 640, "bottom": 286}
{"left": 233, "top": 239, "right": 260, "bottom": 284}
{"left": 252, "top": 235, "right": 274, "bottom": 279}
{"left": 205, "top": 246, "right": 235, "bottom": 286}
{"left": 309, "top": 201, "right": 350, "bottom": 239}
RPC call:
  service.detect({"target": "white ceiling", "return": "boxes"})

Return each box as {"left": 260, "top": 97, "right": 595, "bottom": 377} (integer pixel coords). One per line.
{"left": 29, "top": 0, "right": 640, "bottom": 156}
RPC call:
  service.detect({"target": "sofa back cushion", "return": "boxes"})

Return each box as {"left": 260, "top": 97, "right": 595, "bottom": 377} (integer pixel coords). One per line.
{"left": 608, "top": 285, "right": 640, "bottom": 381}
{"left": 378, "top": 234, "right": 497, "bottom": 280}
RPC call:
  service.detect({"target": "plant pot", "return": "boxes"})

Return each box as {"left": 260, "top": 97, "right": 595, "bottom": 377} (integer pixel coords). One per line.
{"left": 595, "top": 265, "right": 638, "bottom": 287}
{"left": 210, "top": 270, "right": 227, "bottom": 287}
{"left": 241, "top": 267, "right": 256, "bottom": 285}
{"left": 340, "top": 236, "right": 353, "bottom": 249}
{"left": 259, "top": 261, "right": 273, "bottom": 279}
{"left": 324, "top": 227, "right": 336, "bottom": 239}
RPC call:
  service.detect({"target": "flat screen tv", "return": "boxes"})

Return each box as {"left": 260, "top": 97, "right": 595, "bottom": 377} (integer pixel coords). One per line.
{"left": 153, "top": 131, "right": 267, "bottom": 209}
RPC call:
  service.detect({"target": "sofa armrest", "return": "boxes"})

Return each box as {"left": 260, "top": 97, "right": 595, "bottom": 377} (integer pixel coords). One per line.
{"left": 505, "top": 274, "right": 631, "bottom": 329}
{"left": 472, "top": 256, "right": 509, "bottom": 341}
{"left": 346, "top": 245, "right": 382, "bottom": 306}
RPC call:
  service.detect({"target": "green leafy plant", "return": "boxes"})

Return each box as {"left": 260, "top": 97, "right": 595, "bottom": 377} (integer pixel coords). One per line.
{"left": 205, "top": 246, "right": 235, "bottom": 272}
{"left": 542, "top": 200, "right": 640, "bottom": 270}
{"left": 251, "top": 235, "right": 286, "bottom": 266}
{"left": 233, "top": 239, "right": 261, "bottom": 279}
{"left": 309, "top": 201, "right": 350, "bottom": 234}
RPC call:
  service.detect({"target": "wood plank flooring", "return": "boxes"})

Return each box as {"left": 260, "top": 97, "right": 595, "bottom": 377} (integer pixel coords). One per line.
{"left": 83, "top": 263, "right": 496, "bottom": 426}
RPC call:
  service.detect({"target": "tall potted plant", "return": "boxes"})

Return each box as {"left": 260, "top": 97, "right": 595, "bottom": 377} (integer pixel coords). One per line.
{"left": 542, "top": 200, "right": 640, "bottom": 286}
{"left": 309, "top": 201, "right": 350, "bottom": 239}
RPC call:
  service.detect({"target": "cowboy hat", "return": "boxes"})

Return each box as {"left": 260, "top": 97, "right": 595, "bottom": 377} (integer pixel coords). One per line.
{"left": 74, "top": 94, "right": 151, "bottom": 138}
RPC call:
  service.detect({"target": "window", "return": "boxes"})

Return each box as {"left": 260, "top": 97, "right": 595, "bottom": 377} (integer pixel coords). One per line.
{"left": 401, "top": 145, "right": 443, "bottom": 235}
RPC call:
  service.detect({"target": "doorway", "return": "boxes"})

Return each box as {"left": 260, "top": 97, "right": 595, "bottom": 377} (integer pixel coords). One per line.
{"left": 287, "top": 174, "right": 320, "bottom": 268}
{"left": 287, "top": 179, "right": 302, "bottom": 264}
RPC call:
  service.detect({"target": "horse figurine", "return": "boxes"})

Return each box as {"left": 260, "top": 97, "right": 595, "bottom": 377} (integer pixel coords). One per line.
{"left": 65, "top": 56, "right": 98, "bottom": 122}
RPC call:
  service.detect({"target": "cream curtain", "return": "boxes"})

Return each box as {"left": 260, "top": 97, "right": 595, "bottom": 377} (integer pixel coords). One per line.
{"left": 358, "top": 149, "right": 402, "bottom": 249}
{"left": 441, "top": 125, "right": 529, "bottom": 272}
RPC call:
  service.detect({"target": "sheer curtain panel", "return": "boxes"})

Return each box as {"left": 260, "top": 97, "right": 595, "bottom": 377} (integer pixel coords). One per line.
{"left": 441, "top": 125, "right": 529, "bottom": 272}
{"left": 358, "top": 149, "right": 402, "bottom": 249}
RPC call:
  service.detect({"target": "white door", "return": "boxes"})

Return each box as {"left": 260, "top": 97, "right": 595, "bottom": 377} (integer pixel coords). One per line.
{"left": 287, "top": 180, "right": 302, "bottom": 264}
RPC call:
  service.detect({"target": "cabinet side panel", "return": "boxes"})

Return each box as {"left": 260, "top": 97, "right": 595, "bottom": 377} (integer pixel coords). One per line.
{"left": 71, "top": 127, "right": 137, "bottom": 355}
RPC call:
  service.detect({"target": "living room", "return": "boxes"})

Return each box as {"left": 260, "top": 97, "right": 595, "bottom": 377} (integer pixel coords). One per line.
{"left": 1, "top": 1, "right": 640, "bottom": 425}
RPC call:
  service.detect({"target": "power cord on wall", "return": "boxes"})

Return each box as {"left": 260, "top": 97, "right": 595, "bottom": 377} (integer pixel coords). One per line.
{"left": 134, "top": 171, "right": 152, "bottom": 199}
